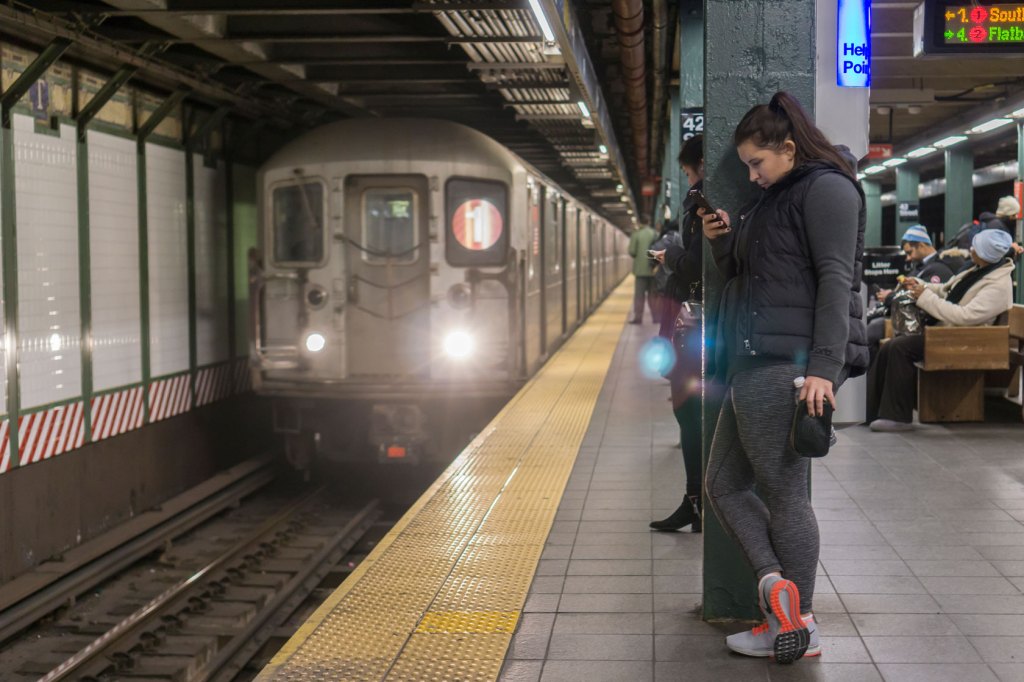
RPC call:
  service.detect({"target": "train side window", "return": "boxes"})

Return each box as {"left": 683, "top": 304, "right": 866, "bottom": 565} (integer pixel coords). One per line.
{"left": 273, "top": 180, "right": 326, "bottom": 265}
{"left": 361, "top": 188, "right": 419, "bottom": 264}
{"left": 445, "top": 177, "right": 509, "bottom": 267}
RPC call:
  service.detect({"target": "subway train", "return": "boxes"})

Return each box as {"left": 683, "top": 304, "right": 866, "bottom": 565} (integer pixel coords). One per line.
{"left": 249, "top": 119, "right": 630, "bottom": 467}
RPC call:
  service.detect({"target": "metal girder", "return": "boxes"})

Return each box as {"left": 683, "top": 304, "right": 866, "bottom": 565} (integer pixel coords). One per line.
{"left": 95, "top": 0, "right": 372, "bottom": 118}
{"left": 158, "top": 34, "right": 544, "bottom": 45}
{"left": 0, "top": 37, "right": 72, "bottom": 126}
{"left": 77, "top": 64, "right": 137, "bottom": 138}
{"left": 70, "top": 1, "right": 530, "bottom": 15}
{"left": 137, "top": 89, "right": 189, "bottom": 142}
{"left": 466, "top": 62, "right": 565, "bottom": 71}
{"left": 485, "top": 80, "right": 569, "bottom": 90}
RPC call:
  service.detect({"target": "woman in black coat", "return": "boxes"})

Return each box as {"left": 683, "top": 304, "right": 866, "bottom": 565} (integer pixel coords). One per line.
{"left": 649, "top": 134, "right": 704, "bottom": 532}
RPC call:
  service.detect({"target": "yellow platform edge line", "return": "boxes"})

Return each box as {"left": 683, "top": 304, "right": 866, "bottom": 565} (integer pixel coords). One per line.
{"left": 258, "top": 278, "right": 633, "bottom": 681}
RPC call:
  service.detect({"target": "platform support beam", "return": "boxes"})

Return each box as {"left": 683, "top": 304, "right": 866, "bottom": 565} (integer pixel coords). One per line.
{"left": 136, "top": 89, "right": 189, "bottom": 423}
{"left": 0, "top": 38, "right": 72, "bottom": 466}
{"left": 703, "top": 0, "right": 818, "bottom": 621}
{"left": 896, "top": 166, "right": 921, "bottom": 237}
{"left": 863, "top": 179, "right": 883, "bottom": 247}
{"left": 1018, "top": 120, "right": 1024, "bottom": 304}
{"left": 76, "top": 65, "right": 138, "bottom": 443}
{"left": 944, "top": 145, "right": 973, "bottom": 246}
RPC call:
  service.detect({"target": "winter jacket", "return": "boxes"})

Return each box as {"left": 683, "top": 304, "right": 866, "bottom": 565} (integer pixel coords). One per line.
{"left": 980, "top": 212, "right": 1014, "bottom": 239}
{"left": 627, "top": 226, "right": 657, "bottom": 277}
{"left": 710, "top": 162, "right": 868, "bottom": 384}
{"left": 663, "top": 180, "right": 703, "bottom": 303}
{"left": 915, "top": 258, "right": 1014, "bottom": 327}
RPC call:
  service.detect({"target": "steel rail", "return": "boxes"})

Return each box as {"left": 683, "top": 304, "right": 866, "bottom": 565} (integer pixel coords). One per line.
{"left": 197, "top": 500, "right": 381, "bottom": 682}
{"left": 0, "top": 459, "right": 277, "bottom": 645}
{"left": 40, "top": 486, "right": 328, "bottom": 682}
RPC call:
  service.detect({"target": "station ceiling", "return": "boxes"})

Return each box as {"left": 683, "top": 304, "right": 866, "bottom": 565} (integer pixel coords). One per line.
{"left": 870, "top": 0, "right": 1024, "bottom": 156}
{"left": 4, "top": 1, "right": 1021, "bottom": 217}
{"left": 7, "top": 0, "right": 657, "bottom": 230}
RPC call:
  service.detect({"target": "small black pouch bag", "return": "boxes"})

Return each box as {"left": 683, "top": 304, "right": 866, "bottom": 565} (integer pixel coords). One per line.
{"left": 790, "top": 401, "right": 833, "bottom": 458}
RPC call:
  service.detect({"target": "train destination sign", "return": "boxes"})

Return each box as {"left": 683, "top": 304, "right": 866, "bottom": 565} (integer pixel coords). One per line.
{"left": 916, "top": 1, "right": 1024, "bottom": 54}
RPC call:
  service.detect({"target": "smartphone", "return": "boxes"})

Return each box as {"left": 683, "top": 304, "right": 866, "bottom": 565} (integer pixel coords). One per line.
{"left": 690, "top": 189, "right": 729, "bottom": 231}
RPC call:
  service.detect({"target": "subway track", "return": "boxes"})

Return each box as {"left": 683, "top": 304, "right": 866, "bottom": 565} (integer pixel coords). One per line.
{"left": 0, "top": 476, "right": 387, "bottom": 682}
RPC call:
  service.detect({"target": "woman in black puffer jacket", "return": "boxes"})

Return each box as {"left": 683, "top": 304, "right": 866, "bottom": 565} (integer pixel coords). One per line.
{"left": 699, "top": 92, "right": 867, "bottom": 663}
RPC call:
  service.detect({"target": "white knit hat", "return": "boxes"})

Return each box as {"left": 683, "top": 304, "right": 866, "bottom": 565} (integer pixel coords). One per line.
{"left": 997, "top": 195, "right": 1020, "bottom": 219}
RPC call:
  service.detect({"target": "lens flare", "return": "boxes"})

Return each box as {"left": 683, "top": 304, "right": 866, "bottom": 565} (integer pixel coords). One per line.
{"left": 639, "top": 336, "right": 675, "bottom": 379}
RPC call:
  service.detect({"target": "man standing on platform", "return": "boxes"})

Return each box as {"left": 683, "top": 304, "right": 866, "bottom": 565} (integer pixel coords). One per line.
{"left": 627, "top": 222, "right": 659, "bottom": 324}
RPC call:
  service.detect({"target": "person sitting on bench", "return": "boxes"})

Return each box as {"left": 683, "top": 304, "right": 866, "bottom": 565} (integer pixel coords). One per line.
{"left": 866, "top": 229, "right": 1015, "bottom": 432}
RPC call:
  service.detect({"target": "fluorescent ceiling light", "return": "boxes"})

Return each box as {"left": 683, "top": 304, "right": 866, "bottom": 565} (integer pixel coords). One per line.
{"left": 863, "top": 165, "right": 886, "bottom": 175}
{"left": 598, "top": 144, "right": 608, "bottom": 154}
{"left": 933, "top": 135, "right": 967, "bottom": 148}
{"left": 968, "top": 118, "right": 1012, "bottom": 134}
{"left": 882, "top": 158, "right": 907, "bottom": 167}
{"left": 1011, "top": 107, "right": 1024, "bottom": 118}
{"left": 856, "top": 173, "right": 866, "bottom": 181}
{"left": 577, "top": 100, "right": 591, "bottom": 118}
{"left": 527, "top": 0, "right": 556, "bottom": 42}
{"left": 906, "top": 146, "right": 937, "bottom": 159}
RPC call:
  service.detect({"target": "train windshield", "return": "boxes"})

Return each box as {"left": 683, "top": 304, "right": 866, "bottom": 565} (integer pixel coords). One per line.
{"left": 362, "top": 188, "right": 419, "bottom": 264}
{"left": 273, "top": 181, "right": 325, "bottom": 264}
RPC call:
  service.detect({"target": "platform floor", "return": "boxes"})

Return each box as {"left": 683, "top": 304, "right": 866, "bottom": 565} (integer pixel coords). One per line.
{"left": 501, "top": 320, "right": 1024, "bottom": 682}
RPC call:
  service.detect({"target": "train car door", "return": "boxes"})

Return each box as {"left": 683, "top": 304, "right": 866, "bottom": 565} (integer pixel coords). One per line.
{"left": 543, "top": 190, "right": 563, "bottom": 351}
{"left": 566, "top": 205, "right": 578, "bottom": 327}
{"left": 524, "top": 180, "right": 543, "bottom": 371}
{"left": 343, "top": 175, "right": 429, "bottom": 377}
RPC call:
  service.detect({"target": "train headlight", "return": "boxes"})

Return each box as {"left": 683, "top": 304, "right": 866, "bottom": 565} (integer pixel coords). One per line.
{"left": 443, "top": 331, "right": 474, "bottom": 359}
{"left": 304, "top": 332, "right": 326, "bottom": 353}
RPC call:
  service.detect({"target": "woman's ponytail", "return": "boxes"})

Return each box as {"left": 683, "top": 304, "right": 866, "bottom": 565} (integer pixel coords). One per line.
{"left": 735, "top": 91, "right": 856, "bottom": 181}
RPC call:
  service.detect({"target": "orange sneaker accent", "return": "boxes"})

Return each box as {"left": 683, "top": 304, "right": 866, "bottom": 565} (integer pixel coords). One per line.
{"left": 769, "top": 580, "right": 807, "bottom": 633}
{"left": 752, "top": 622, "right": 770, "bottom": 636}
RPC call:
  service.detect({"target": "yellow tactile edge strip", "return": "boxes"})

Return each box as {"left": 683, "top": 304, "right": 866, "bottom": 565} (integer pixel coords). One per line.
{"left": 257, "top": 279, "right": 632, "bottom": 682}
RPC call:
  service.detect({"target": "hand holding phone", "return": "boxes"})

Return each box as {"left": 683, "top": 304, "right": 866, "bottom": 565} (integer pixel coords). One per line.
{"left": 647, "top": 249, "right": 658, "bottom": 257}
{"left": 688, "top": 188, "right": 716, "bottom": 214}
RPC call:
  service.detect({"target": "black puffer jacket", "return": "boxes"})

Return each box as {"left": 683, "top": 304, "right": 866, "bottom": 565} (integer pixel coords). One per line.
{"left": 711, "top": 162, "right": 869, "bottom": 383}
{"left": 663, "top": 179, "right": 703, "bottom": 303}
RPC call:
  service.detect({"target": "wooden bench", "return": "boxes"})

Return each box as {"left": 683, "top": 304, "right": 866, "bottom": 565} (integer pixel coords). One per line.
{"left": 915, "top": 304, "right": 1024, "bottom": 423}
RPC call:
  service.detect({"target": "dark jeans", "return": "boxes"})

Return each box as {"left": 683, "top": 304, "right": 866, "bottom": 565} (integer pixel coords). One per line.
{"left": 867, "top": 333, "right": 925, "bottom": 423}
{"left": 632, "top": 276, "right": 660, "bottom": 323}
{"left": 670, "top": 314, "right": 702, "bottom": 497}
{"left": 659, "top": 298, "right": 681, "bottom": 340}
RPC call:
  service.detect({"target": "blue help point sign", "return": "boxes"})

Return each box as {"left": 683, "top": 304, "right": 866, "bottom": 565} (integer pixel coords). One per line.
{"left": 837, "top": 0, "right": 871, "bottom": 87}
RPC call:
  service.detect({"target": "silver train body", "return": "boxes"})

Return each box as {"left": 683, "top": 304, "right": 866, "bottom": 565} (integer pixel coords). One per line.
{"left": 250, "top": 119, "right": 630, "bottom": 465}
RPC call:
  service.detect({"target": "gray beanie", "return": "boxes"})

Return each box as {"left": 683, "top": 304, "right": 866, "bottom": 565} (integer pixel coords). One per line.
{"left": 972, "top": 229, "right": 1013, "bottom": 264}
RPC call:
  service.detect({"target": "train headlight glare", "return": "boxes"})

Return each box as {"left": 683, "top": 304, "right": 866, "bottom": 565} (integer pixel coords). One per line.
{"left": 443, "top": 331, "right": 474, "bottom": 359}
{"left": 305, "top": 332, "right": 326, "bottom": 353}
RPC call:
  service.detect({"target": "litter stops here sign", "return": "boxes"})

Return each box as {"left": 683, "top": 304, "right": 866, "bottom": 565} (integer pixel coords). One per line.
{"left": 916, "top": 2, "right": 1024, "bottom": 54}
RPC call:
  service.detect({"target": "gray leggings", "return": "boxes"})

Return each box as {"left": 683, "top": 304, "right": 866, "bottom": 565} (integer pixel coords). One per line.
{"left": 705, "top": 363, "right": 818, "bottom": 613}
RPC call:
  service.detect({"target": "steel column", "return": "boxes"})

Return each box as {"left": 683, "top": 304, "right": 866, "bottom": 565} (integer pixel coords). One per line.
{"left": 895, "top": 166, "right": 921, "bottom": 236}
{"left": 0, "top": 38, "right": 72, "bottom": 465}
{"left": 863, "top": 180, "right": 883, "bottom": 247}
{"left": 76, "top": 66, "right": 138, "bottom": 442}
{"left": 136, "top": 90, "right": 189, "bottom": 423}
{"left": 703, "top": 0, "right": 816, "bottom": 621}
{"left": 944, "top": 146, "right": 974, "bottom": 246}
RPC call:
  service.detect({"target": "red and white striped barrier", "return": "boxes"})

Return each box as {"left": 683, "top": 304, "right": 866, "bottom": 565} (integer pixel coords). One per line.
{"left": 148, "top": 374, "right": 192, "bottom": 422}
{"left": 17, "top": 402, "right": 85, "bottom": 466}
{"left": 196, "top": 363, "right": 235, "bottom": 407}
{"left": 0, "top": 420, "right": 11, "bottom": 474}
{"left": 91, "top": 387, "right": 145, "bottom": 442}
{"left": 233, "top": 357, "right": 252, "bottom": 394}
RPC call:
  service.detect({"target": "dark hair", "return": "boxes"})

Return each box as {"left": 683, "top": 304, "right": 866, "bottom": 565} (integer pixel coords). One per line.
{"left": 678, "top": 134, "right": 703, "bottom": 170}
{"left": 733, "top": 91, "right": 855, "bottom": 181}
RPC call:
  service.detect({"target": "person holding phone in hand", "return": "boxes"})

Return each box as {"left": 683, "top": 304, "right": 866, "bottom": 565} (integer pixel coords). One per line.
{"left": 699, "top": 92, "right": 868, "bottom": 663}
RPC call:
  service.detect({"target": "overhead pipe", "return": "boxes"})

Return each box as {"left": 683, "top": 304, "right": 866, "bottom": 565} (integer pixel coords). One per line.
{"left": 611, "top": 0, "right": 649, "bottom": 186}
{"left": 649, "top": 0, "right": 671, "bottom": 196}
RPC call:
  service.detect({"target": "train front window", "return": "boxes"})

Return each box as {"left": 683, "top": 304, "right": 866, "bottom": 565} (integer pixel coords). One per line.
{"left": 445, "top": 178, "right": 509, "bottom": 267}
{"left": 273, "top": 181, "right": 325, "bottom": 264}
{"left": 361, "top": 189, "right": 419, "bottom": 264}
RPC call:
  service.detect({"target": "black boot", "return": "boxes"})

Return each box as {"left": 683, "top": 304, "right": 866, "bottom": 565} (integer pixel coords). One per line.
{"left": 650, "top": 495, "right": 702, "bottom": 532}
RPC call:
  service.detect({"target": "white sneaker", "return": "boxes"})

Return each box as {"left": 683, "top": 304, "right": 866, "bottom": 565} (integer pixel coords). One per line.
{"left": 869, "top": 419, "right": 914, "bottom": 433}
{"left": 726, "top": 614, "right": 820, "bottom": 660}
